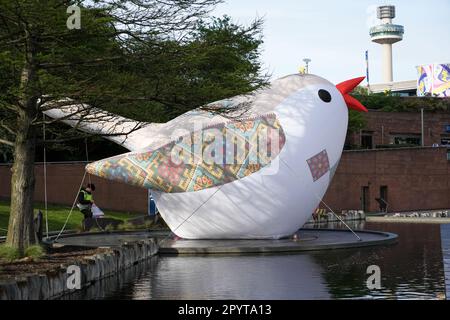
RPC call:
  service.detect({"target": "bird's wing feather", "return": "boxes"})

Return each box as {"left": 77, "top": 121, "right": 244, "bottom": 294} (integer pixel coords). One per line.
{"left": 43, "top": 103, "right": 164, "bottom": 151}
{"left": 42, "top": 100, "right": 246, "bottom": 151}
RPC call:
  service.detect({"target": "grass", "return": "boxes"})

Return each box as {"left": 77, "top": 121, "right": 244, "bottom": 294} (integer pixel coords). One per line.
{"left": 0, "top": 201, "right": 156, "bottom": 262}
{"left": 0, "top": 244, "right": 46, "bottom": 262}
{"left": 0, "top": 200, "right": 143, "bottom": 235}
{"left": 24, "top": 245, "right": 44, "bottom": 260}
{"left": 0, "top": 245, "right": 20, "bottom": 262}
{"left": 116, "top": 221, "right": 149, "bottom": 231}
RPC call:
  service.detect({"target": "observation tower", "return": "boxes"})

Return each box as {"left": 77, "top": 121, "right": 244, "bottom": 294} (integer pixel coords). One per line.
{"left": 369, "top": 5, "right": 404, "bottom": 83}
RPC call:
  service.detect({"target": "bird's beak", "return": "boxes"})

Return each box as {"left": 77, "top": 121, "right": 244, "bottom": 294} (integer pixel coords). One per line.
{"left": 336, "top": 77, "right": 368, "bottom": 112}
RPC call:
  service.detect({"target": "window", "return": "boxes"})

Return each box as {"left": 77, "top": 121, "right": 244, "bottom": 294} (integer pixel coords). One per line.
{"left": 361, "top": 186, "right": 370, "bottom": 212}
{"left": 441, "top": 136, "right": 450, "bottom": 146}
{"left": 380, "top": 186, "right": 388, "bottom": 203}
{"left": 376, "top": 186, "right": 388, "bottom": 212}
{"left": 393, "top": 134, "right": 421, "bottom": 146}
{"left": 361, "top": 135, "right": 373, "bottom": 149}
{"left": 360, "top": 131, "right": 374, "bottom": 149}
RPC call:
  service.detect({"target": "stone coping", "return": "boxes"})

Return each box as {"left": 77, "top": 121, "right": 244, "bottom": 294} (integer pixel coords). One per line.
{"left": 0, "top": 239, "right": 158, "bottom": 300}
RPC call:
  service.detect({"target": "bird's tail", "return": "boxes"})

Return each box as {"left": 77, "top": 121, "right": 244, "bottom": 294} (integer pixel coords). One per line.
{"left": 42, "top": 101, "right": 161, "bottom": 151}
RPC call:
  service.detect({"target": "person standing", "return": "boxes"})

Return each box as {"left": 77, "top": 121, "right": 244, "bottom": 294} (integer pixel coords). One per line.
{"left": 77, "top": 183, "right": 96, "bottom": 219}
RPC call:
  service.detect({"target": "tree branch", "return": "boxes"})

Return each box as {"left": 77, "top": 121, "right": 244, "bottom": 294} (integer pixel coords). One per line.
{"left": 1, "top": 124, "right": 17, "bottom": 135}
{"left": 38, "top": 56, "right": 123, "bottom": 69}
{"left": 0, "top": 138, "right": 14, "bottom": 147}
{"left": 37, "top": 123, "right": 143, "bottom": 145}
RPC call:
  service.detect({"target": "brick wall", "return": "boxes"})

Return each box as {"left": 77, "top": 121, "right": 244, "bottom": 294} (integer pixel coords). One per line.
{"left": 0, "top": 162, "right": 148, "bottom": 214}
{"left": 1, "top": 147, "right": 449, "bottom": 214}
{"left": 348, "top": 110, "right": 450, "bottom": 147}
{"left": 322, "top": 147, "right": 450, "bottom": 212}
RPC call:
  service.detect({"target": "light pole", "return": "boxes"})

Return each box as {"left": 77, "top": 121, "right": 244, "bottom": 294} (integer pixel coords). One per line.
{"left": 303, "top": 58, "right": 311, "bottom": 74}
{"left": 421, "top": 108, "right": 424, "bottom": 146}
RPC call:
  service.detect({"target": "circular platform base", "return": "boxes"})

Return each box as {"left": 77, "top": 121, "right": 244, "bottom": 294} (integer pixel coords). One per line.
{"left": 51, "top": 230, "right": 168, "bottom": 248}
{"left": 52, "top": 229, "right": 397, "bottom": 255}
{"left": 158, "top": 229, "right": 398, "bottom": 255}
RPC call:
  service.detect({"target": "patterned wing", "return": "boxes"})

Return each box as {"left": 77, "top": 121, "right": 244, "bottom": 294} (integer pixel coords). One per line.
{"left": 86, "top": 113, "right": 286, "bottom": 193}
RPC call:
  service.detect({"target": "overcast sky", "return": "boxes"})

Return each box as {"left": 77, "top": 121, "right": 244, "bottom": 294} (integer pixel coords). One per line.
{"left": 212, "top": 0, "right": 450, "bottom": 84}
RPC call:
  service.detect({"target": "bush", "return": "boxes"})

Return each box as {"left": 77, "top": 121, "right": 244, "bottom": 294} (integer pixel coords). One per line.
{"left": 24, "top": 245, "right": 44, "bottom": 260}
{"left": 104, "top": 224, "right": 116, "bottom": 232}
{"left": 144, "top": 221, "right": 154, "bottom": 229}
{"left": 0, "top": 245, "right": 20, "bottom": 262}
{"left": 353, "top": 94, "right": 450, "bottom": 112}
{"left": 116, "top": 221, "right": 136, "bottom": 231}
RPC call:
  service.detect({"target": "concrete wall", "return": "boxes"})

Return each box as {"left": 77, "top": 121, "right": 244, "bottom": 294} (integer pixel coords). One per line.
{"left": 322, "top": 147, "right": 450, "bottom": 212}
{"left": 1, "top": 147, "right": 449, "bottom": 214}
{"left": 0, "top": 162, "right": 148, "bottom": 214}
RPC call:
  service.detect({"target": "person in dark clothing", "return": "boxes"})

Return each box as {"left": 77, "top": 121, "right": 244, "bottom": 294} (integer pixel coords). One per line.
{"left": 77, "top": 183, "right": 96, "bottom": 219}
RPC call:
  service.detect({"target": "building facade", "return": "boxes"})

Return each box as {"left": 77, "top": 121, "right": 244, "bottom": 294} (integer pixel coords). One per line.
{"left": 1, "top": 147, "right": 450, "bottom": 215}
{"left": 2, "top": 108, "right": 450, "bottom": 214}
{"left": 322, "top": 147, "right": 450, "bottom": 213}
{"left": 347, "top": 110, "right": 450, "bottom": 152}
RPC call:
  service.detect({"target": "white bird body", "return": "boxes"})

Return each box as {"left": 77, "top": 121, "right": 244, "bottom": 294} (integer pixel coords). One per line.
{"left": 44, "top": 74, "right": 366, "bottom": 239}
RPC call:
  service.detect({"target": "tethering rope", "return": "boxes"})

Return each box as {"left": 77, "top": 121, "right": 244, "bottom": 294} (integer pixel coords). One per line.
{"left": 157, "top": 184, "right": 225, "bottom": 246}
{"left": 42, "top": 117, "right": 96, "bottom": 241}
{"left": 43, "top": 114, "right": 49, "bottom": 239}
{"left": 279, "top": 157, "right": 361, "bottom": 241}
{"left": 54, "top": 171, "right": 87, "bottom": 241}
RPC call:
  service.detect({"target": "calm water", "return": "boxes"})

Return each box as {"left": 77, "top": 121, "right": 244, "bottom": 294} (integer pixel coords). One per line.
{"left": 67, "top": 222, "right": 446, "bottom": 300}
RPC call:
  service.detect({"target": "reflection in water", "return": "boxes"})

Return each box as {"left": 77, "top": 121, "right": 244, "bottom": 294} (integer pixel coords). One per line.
{"left": 307, "top": 222, "right": 445, "bottom": 299}
{"left": 83, "top": 222, "right": 444, "bottom": 300}
{"left": 60, "top": 257, "right": 159, "bottom": 300}
{"left": 306, "top": 219, "right": 367, "bottom": 231}
{"left": 138, "top": 254, "right": 330, "bottom": 300}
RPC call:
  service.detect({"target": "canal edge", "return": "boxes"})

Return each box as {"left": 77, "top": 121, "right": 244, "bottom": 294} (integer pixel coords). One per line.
{"left": 0, "top": 239, "right": 159, "bottom": 300}
{"left": 441, "top": 224, "right": 450, "bottom": 300}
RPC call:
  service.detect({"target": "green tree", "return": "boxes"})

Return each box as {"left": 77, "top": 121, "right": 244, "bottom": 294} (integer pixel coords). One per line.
{"left": 347, "top": 109, "right": 366, "bottom": 134}
{"left": 347, "top": 86, "right": 368, "bottom": 134}
{"left": 103, "top": 15, "right": 268, "bottom": 122}
{"left": 0, "top": 0, "right": 268, "bottom": 253}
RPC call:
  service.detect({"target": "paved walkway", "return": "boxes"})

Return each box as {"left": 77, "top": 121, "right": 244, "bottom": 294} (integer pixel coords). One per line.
{"left": 367, "top": 217, "right": 450, "bottom": 224}
{"left": 441, "top": 224, "right": 450, "bottom": 300}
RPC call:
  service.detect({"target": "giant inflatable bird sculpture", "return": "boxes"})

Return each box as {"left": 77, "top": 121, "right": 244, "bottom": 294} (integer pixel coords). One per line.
{"left": 44, "top": 74, "right": 367, "bottom": 239}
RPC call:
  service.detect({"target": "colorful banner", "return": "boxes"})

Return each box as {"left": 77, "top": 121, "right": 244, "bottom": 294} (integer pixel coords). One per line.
{"left": 417, "top": 63, "right": 450, "bottom": 97}
{"left": 433, "top": 63, "right": 450, "bottom": 96}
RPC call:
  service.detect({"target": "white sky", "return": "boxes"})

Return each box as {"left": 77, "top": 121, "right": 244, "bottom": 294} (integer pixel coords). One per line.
{"left": 212, "top": 0, "right": 450, "bottom": 84}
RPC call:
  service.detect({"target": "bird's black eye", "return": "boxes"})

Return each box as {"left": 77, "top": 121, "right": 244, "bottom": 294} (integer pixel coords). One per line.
{"left": 318, "top": 89, "right": 331, "bottom": 103}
